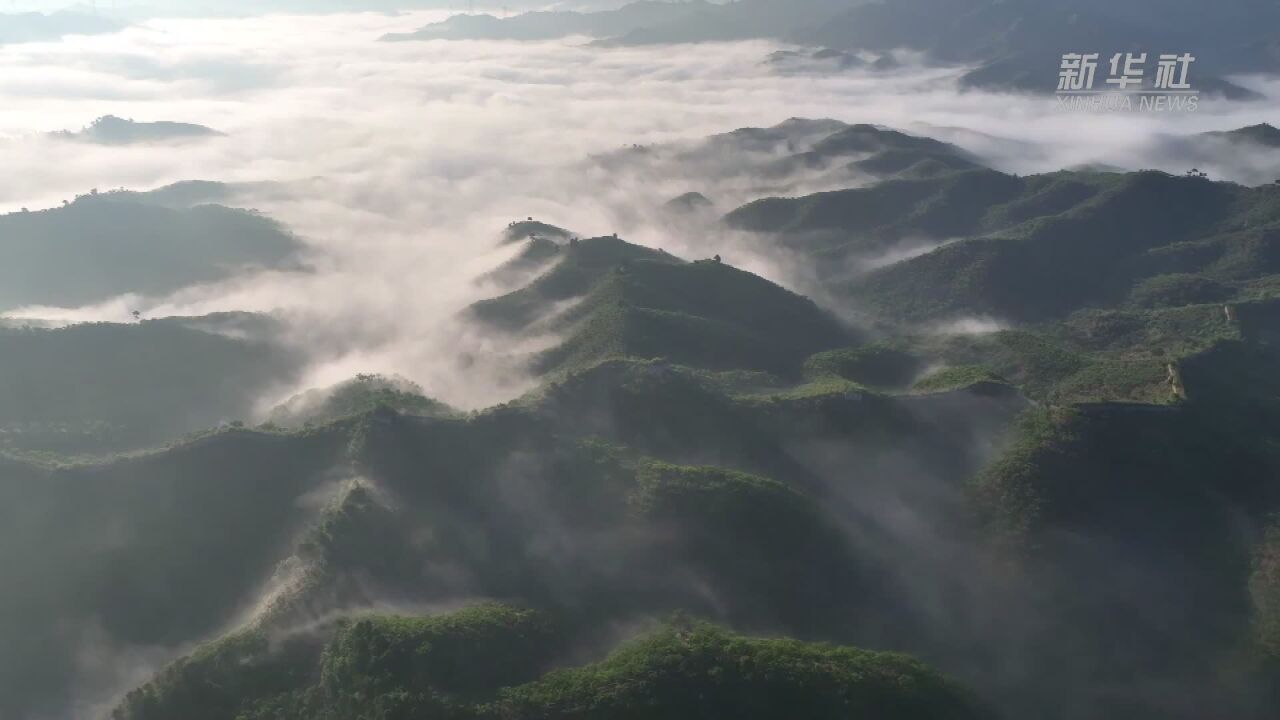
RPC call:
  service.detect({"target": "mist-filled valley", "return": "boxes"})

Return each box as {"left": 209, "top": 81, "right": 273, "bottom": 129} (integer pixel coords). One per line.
{"left": 2, "top": 2, "right": 1280, "bottom": 719}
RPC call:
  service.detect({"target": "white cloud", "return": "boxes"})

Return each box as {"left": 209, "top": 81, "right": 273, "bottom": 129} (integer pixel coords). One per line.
{"left": 0, "top": 11, "right": 1276, "bottom": 410}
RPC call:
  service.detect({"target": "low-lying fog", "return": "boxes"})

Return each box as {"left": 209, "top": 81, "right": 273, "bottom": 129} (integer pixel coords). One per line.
{"left": 1, "top": 9, "right": 1277, "bottom": 409}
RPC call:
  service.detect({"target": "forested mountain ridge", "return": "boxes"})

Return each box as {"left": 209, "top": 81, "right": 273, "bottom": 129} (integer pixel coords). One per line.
{"left": 0, "top": 193, "right": 301, "bottom": 311}
{"left": 5, "top": 116, "right": 1280, "bottom": 719}
{"left": 111, "top": 605, "right": 992, "bottom": 720}
{"left": 727, "top": 166, "right": 1280, "bottom": 325}
{"left": 469, "top": 235, "right": 854, "bottom": 377}
{"left": 0, "top": 314, "right": 301, "bottom": 456}
{"left": 389, "top": 0, "right": 1279, "bottom": 95}
{"left": 3, "top": 347, "right": 1022, "bottom": 720}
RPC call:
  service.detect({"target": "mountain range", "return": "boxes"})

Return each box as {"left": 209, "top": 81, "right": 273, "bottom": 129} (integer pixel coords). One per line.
{"left": 389, "top": 0, "right": 1279, "bottom": 98}
{"left": 4, "top": 117, "right": 1280, "bottom": 720}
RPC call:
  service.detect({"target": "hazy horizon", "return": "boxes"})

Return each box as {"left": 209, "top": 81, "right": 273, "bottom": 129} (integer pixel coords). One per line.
{"left": 3, "top": 3, "right": 1280, "bottom": 719}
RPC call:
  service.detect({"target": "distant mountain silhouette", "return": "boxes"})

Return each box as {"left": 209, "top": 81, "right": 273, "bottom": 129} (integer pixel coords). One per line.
{"left": 393, "top": 0, "right": 1279, "bottom": 96}
{"left": 382, "top": 1, "right": 718, "bottom": 42}
{"left": 1204, "top": 123, "right": 1280, "bottom": 148}
{"left": 52, "top": 115, "right": 222, "bottom": 145}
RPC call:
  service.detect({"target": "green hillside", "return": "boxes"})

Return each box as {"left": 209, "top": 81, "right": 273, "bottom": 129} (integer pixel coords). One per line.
{"left": 480, "top": 236, "right": 566, "bottom": 287}
{"left": 8, "top": 119, "right": 1280, "bottom": 720}
{"left": 726, "top": 168, "right": 1280, "bottom": 325}
{"left": 266, "top": 374, "right": 459, "bottom": 429}
{"left": 494, "top": 619, "right": 987, "bottom": 720}
{"left": 849, "top": 172, "right": 1280, "bottom": 323}
{"left": 725, "top": 168, "right": 1022, "bottom": 261}
{"left": 0, "top": 195, "right": 301, "bottom": 310}
{"left": 0, "top": 424, "right": 352, "bottom": 720}
{"left": 113, "top": 605, "right": 985, "bottom": 720}
{"left": 964, "top": 343, "right": 1280, "bottom": 715}
{"left": 597, "top": 119, "right": 981, "bottom": 192}
{"left": 0, "top": 314, "right": 301, "bottom": 455}
{"left": 1, "top": 344, "right": 1024, "bottom": 720}
{"left": 807, "top": 123, "right": 981, "bottom": 180}
{"left": 471, "top": 236, "right": 853, "bottom": 377}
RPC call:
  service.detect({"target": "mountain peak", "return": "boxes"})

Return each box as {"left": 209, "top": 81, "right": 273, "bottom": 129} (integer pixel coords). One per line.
{"left": 1214, "top": 123, "right": 1280, "bottom": 148}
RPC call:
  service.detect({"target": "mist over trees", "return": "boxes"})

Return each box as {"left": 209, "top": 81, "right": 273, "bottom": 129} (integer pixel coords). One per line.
{"left": 1, "top": 2, "right": 1280, "bottom": 719}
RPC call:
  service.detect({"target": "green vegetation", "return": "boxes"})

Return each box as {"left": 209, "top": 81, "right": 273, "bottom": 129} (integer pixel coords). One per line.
{"left": 113, "top": 603, "right": 563, "bottom": 720}
{"left": 966, "top": 337, "right": 1280, "bottom": 702}
{"left": 470, "top": 236, "right": 672, "bottom": 331}
{"left": 0, "top": 314, "right": 300, "bottom": 454}
{"left": 472, "top": 236, "right": 851, "bottom": 377}
{"left": 111, "top": 627, "right": 323, "bottom": 720}
{"left": 911, "top": 365, "right": 1008, "bottom": 394}
{"left": 267, "top": 374, "right": 459, "bottom": 429}
{"left": 115, "top": 605, "right": 983, "bottom": 720}
{"left": 726, "top": 169, "right": 1021, "bottom": 239}
{"left": 483, "top": 236, "right": 564, "bottom": 286}
{"left": 494, "top": 620, "right": 988, "bottom": 720}
{"left": 3, "top": 343, "right": 1020, "bottom": 720}
{"left": 12, "top": 121, "right": 1280, "bottom": 720}
{"left": 1128, "top": 273, "right": 1233, "bottom": 308}
{"left": 794, "top": 123, "right": 981, "bottom": 181}
{"left": 725, "top": 165, "right": 1280, "bottom": 326}
{"left": 852, "top": 147, "right": 980, "bottom": 180}
{"left": 313, "top": 607, "right": 560, "bottom": 720}
{"left": 0, "top": 195, "right": 300, "bottom": 310}
{"left": 804, "top": 344, "right": 923, "bottom": 389}
{"left": 0, "top": 423, "right": 351, "bottom": 720}
{"left": 841, "top": 172, "right": 1280, "bottom": 323}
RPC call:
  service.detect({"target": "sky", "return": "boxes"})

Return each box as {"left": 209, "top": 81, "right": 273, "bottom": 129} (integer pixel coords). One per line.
{"left": 0, "top": 9, "right": 1277, "bottom": 409}
{"left": 0, "top": 0, "right": 610, "bottom": 16}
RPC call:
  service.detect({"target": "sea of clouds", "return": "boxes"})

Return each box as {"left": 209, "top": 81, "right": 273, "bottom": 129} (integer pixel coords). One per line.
{"left": 0, "top": 9, "right": 1277, "bottom": 409}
